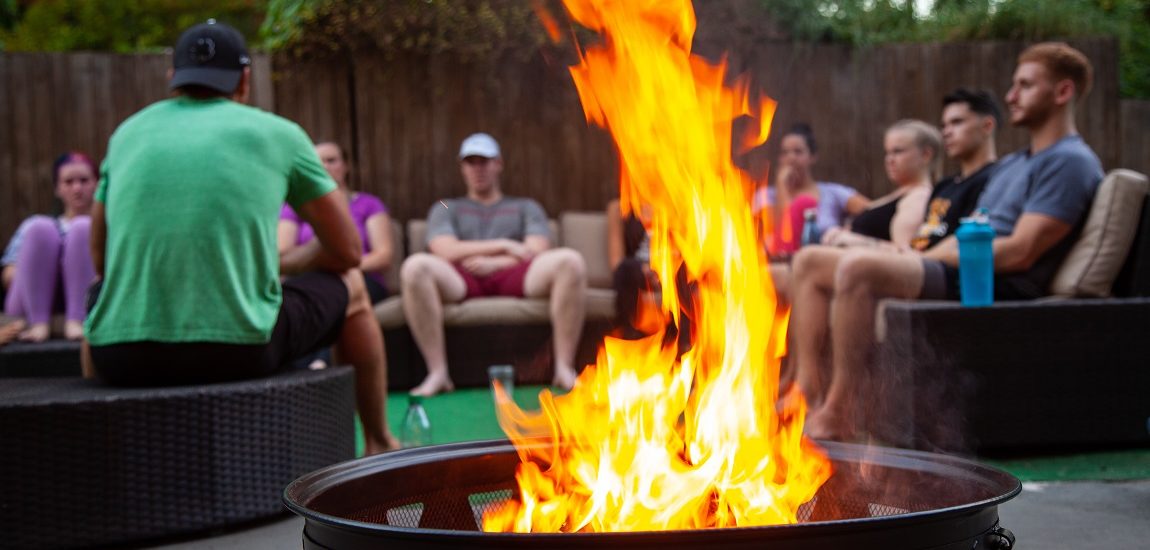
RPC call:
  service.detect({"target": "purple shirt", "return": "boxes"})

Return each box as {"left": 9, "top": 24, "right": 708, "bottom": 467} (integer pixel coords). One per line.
{"left": 753, "top": 181, "right": 859, "bottom": 235}
{"left": 280, "top": 192, "right": 389, "bottom": 284}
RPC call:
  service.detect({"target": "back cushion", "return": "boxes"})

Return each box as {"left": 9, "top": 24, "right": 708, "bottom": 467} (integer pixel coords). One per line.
{"left": 383, "top": 218, "right": 404, "bottom": 292}
{"left": 560, "top": 212, "right": 612, "bottom": 289}
{"left": 1050, "top": 169, "right": 1150, "bottom": 297}
{"left": 408, "top": 219, "right": 428, "bottom": 254}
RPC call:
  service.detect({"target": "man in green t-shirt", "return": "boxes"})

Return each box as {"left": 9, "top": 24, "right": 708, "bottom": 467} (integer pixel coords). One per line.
{"left": 83, "top": 21, "right": 397, "bottom": 453}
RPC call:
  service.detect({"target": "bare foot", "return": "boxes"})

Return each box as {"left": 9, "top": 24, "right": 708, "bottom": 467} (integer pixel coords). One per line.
{"left": 17, "top": 322, "right": 50, "bottom": 343}
{"left": 0, "top": 320, "right": 26, "bottom": 346}
{"left": 552, "top": 365, "right": 578, "bottom": 391}
{"left": 410, "top": 372, "right": 455, "bottom": 397}
{"left": 63, "top": 320, "right": 85, "bottom": 341}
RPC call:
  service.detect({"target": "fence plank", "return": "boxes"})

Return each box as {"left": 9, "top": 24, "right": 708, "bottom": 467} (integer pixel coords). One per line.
{"left": 1120, "top": 100, "right": 1150, "bottom": 177}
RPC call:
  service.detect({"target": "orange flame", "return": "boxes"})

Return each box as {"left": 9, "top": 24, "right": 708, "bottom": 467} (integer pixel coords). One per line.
{"left": 484, "top": 0, "right": 831, "bottom": 533}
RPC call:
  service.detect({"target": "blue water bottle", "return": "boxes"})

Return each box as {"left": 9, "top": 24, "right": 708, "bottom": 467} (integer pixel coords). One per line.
{"left": 800, "top": 208, "right": 820, "bottom": 248}
{"left": 955, "top": 209, "right": 995, "bottom": 307}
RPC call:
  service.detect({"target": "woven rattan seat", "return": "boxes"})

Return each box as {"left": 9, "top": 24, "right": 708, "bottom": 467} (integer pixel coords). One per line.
{"left": 0, "top": 367, "right": 355, "bottom": 549}
{"left": 0, "top": 339, "right": 83, "bottom": 377}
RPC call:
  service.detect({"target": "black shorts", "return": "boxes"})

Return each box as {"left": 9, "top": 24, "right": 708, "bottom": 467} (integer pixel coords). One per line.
{"left": 919, "top": 259, "right": 1040, "bottom": 302}
{"left": 90, "top": 272, "right": 348, "bottom": 387}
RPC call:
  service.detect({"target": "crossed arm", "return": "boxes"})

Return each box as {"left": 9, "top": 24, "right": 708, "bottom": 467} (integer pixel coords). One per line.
{"left": 279, "top": 190, "right": 363, "bottom": 275}
{"left": 278, "top": 209, "right": 395, "bottom": 275}
{"left": 429, "top": 234, "right": 551, "bottom": 276}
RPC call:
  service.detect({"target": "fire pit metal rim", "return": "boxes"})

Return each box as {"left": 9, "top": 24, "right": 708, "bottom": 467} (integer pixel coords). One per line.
{"left": 284, "top": 438, "right": 1022, "bottom": 539}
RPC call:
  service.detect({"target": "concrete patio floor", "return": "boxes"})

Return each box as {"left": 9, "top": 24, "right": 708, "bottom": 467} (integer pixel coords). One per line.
{"left": 146, "top": 479, "right": 1150, "bottom": 549}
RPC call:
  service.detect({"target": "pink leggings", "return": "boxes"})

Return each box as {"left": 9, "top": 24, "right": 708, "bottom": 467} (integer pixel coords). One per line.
{"left": 4, "top": 216, "right": 95, "bottom": 324}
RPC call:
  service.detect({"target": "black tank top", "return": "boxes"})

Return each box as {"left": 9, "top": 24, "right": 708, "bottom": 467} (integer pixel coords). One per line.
{"left": 850, "top": 196, "right": 901, "bottom": 241}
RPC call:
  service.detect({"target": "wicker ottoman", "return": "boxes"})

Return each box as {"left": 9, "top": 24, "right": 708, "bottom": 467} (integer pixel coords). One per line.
{"left": 0, "top": 339, "right": 83, "bottom": 377}
{"left": 0, "top": 367, "right": 356, "bottom": 549}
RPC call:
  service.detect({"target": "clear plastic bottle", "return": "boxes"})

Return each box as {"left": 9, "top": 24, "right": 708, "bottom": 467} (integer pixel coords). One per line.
{"left": 800, "top": 208, "right": 820, "bottom": 248}
{"left": 401, "top": 395, "right": 433, "bottom": 447}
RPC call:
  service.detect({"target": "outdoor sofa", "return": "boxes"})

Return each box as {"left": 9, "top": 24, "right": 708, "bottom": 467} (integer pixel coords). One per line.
{"left": 374, "top": 213, "right": 617, "bottom": 390}
{"left": 875, "top": 169, "right": 1150, "bottom": 452}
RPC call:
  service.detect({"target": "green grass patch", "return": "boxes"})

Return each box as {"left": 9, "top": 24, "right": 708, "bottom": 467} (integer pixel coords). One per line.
{"left": 353, "top": 386, "right": 1150, "bottom": 484}
{"left": 984, "top": 449, "right": 1150, "bottom": 482}
{"left": 356, "top": 385, "right": 559, "bottom": 455}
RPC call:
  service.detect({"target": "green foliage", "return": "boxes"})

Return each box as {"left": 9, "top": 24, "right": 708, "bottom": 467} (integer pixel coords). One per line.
{"left": 0, "top": 0, "right": 265, "bottom": 53}
{"left": 761, "top": 0, "right": 1150, "bottom": 98}
{"left": 261, "top": 0, "right": 551, "bottom": 60}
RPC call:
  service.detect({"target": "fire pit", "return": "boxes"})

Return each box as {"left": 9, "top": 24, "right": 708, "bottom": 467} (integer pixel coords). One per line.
{"left": 284, "top": 439, "right": 1020, "bottom": 549}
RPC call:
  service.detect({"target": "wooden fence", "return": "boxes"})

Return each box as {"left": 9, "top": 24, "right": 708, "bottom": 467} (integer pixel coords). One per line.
{"left": 2, "top": 37, "right": 1146, "bottom": 238}
{"left": 275, "top": 37, "right": 1132, "bottom": 224}
{"left": 0, "top": 52, "right": 273, "bottom": 238}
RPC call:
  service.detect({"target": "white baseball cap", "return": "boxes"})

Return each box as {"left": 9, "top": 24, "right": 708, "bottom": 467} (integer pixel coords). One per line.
{"left": 458, "top": 133, "right": 501, "bottom": 159}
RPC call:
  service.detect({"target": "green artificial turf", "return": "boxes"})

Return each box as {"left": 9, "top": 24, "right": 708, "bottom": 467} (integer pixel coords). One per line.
{"left": 355, "top": 385, "right": 559, "bottom": 454}
{"left": 354, "top": 386, "right": 1150, "bottom": 483}
{"left": 984, "top": 449, "right": 1150, "bottom": 482}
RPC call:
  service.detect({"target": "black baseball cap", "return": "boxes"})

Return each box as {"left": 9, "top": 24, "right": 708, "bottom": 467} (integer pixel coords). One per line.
{"left": 169, "top": 19, "right": 252, "bottom": 94}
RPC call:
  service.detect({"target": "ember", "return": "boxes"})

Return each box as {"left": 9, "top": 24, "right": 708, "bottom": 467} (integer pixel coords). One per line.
{"left": 483, "top": 0, "right": 830, "bottom": 533}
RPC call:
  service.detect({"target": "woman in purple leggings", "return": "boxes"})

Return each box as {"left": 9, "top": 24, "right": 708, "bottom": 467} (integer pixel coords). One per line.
{"left": 1, "top": 152, "right": 99, "bottom": 343}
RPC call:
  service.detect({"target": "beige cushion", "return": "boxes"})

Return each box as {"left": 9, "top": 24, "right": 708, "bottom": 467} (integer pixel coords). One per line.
{"left": 407, "top": 219, "right": 429, "bottom": 253}
{"left": 444, "top": 297, "right": 551, "bottom": 326}
{"left": 376, "top": 289, "right": 617, "bottom": 328}
{"left": 406, "top": 218, "right": 559, "bottom": 253}
{"left": 561, "top": 211, "right": 612, "bottom": 289}
{"left": 1050, "top": 169, "right": 1149, "bottom": 297}
{"left": 584, "top": 287, "right": 616, "bottom": 321}
{"left": 375, "top": 295, "right": 551, "bottom": 328}
{"left": 374, "top": 296, "right": 406, "bottom": 330}
{"left": 381, "top": 218, "right": 404, "bottom": 292}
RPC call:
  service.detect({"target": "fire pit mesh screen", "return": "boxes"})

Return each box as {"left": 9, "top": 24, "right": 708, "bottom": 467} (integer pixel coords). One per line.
{"left": 345, "top": 482, "right": 515, "bottom": 529}
{"left": 290, "top": 440, "right": 1018, "bottom": 536}
{"left": 341, "top": 480, "right": 949, "bottom": 531}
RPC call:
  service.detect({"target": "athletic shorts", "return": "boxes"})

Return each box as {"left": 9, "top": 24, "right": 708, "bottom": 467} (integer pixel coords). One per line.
{"left": 89, "top": 272, "right": 348, "bottom": 387}
{"left": 919, "top": 259, "right": 1038, "bottom": 301}
{"left": 453, "top": 259, "right": 533, "bottom": 299}
{"left": 919, "top": 259, "right": 960, "bottom": 300}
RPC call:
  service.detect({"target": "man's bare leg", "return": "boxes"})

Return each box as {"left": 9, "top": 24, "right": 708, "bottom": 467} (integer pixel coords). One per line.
{"left": 789, "top": 246, "right": 849, "bottom": 411}
{"left": 810, "top": 250, "right": 924, "bottom": 442}
{"left": 524, "top": 248, "right": 587, "bottom": 390}
{"left": 401, "top": 253, "right": 467, "bottom": 396}
{"left": 333, "top": 269, "right": 400, "bottom": 454}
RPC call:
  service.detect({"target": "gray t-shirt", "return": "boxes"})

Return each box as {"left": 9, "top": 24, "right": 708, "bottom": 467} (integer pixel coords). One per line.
{"left": 426, "top": 196, "right": 553, "bottom": 245}
{"left": 976, "top": 135, "right": 1103, "bottom": 298}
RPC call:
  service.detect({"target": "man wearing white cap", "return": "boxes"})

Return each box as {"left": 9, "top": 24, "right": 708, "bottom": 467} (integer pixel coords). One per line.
{"left": 401, "top": 133, "right": 588, "bottom": 396}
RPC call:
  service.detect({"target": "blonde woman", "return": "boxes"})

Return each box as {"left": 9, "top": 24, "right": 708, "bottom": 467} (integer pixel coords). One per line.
{"left": 822, "top": 120, "right": 941, "bottom": 249}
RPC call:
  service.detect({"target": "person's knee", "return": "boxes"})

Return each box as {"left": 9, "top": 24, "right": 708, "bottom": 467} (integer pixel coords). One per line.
{"left": 341, "top": 268, "right": 370, "bottom": 311}
{"left": 67, "top": 216, "right": 91, "bottom": 236}
{"left": 547, "top": 248, "right": 587, "bottom": 283}
{"left": 833, "top": 253, "right": 883, "bottom": 296}
{"left": 64, "top": 217, "right": 91, "bottom": 246}
{"left": 22, "top": 216, "right": 60, "bottom": 244}
{"left": 400, "top": 253, "right": 438, "bottom": 291}
{"left": 792, "top": 246, "right": 827, "bottom": 280}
